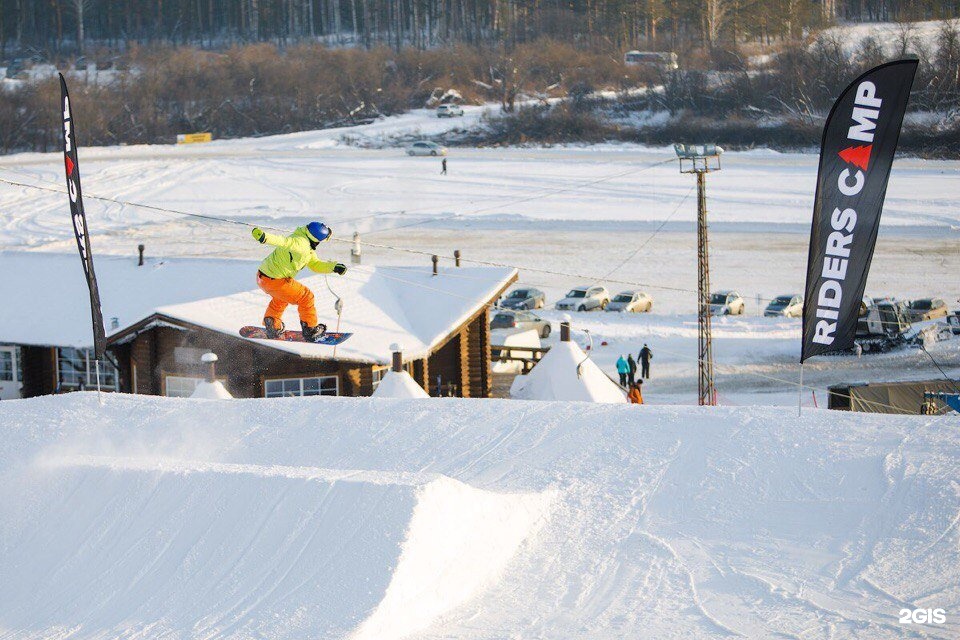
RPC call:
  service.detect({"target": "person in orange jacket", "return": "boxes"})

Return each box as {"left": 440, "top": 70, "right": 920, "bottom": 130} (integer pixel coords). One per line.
{"left": 251, "top": 221, "right": 346, "bottom": 342}
{"left": 627, "top": 379, "right": 644, "bottom": 404}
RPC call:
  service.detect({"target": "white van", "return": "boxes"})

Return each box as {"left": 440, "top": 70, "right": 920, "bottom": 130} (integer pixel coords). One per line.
{"left": 624, "top": 51, "right": 679, "bottom": 70}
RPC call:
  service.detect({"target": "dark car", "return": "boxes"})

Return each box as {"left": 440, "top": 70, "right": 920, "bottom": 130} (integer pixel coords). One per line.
{"left": 906, "top": 298, "right": 948, "bottom": 322}
{"left": 500, "top": 287, "right": 546, "bottom": 310}
{"left": 490, "top": 310, "right": 551, "bottom": 338}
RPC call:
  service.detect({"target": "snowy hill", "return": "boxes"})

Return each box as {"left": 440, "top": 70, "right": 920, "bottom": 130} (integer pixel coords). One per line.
{"left": 1, "top": 393, "right": 958, "bottom": 639}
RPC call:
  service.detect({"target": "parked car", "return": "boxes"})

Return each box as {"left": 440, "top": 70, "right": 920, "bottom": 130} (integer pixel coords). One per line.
{"left": 555, "top": 285, "right": 610, "bottom": 312}
{"left": 710, "top": 290, "right": 745, "bottom": 315}
{"left": 500, "top": 287, "right": 546, "bottom": 310}
{"left": 764, "top": 294, "right": 803, "bottom": 318}
{"left": 623, "top": 51, "right": 679, "bottom": 70}
{"left": 490, "top": 310, "right": 551, "bottom": 338}
{"left": 406, "top": 141, "right": 447, "bottom": 156}
{"left": 606, "top": 290, "right": 653, "bottom": 313}
{"left": 906, "top": 298, "right": 949, "bottom": 322}
{"left": 436, "top": 104, "right": 464, "bottom": 118}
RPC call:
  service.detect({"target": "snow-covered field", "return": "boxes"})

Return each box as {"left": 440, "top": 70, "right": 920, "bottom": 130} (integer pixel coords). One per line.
{"left": 1, "top": 393, "right": 958, "bottom": 639}
{"left": 0, "top": 109, "right": 958, "bottom": 401}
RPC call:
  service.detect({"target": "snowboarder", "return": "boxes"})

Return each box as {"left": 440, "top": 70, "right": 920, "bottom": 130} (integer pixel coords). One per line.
{"left": 628, "top": 379, "right": 644, "bottom": 404}
{"left": 616, "top": 355, "right": 629, "bottom": 387}
{"left": 627, "top": 354, "right": 637, "bottom": 386}
{"left": 441, "top": 157, "right": 447, "bottom": 175}
{"left": 638, "top": 343, "right": 653, "bottom": 379}
{"left": 251, "top": 222, "right": 347, "bottom": 342}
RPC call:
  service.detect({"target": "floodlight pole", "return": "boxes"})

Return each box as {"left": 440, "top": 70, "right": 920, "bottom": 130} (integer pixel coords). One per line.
{"left": 677, "top": 147, "right": 721, "bottom": 406}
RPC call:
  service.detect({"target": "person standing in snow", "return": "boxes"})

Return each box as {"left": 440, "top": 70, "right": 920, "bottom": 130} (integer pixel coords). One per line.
{"left": 251, "top": 221, "right": 347, "bottom": 342}
{"left": 441, "top": 157, "right": 447, "bottom": 175}
{"left": 627, "top": 354, "right": 637, "bottom": 386}
{"left": 638, "top": 343, "right": 653, "bottom": 379}
{"left": 628, "top": 379, "right": 644, "bottom": 404}
{"left": 616, "top": 355, "right": 629, "bottom": 387}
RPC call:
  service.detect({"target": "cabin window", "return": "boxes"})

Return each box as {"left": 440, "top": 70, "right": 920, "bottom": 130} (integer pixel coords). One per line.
{"left": 264, "top": 375, "right": 338, "bottom": 398}
{"left": 0, "top": 349, "right": 14, "bottom": 382}
{"left": 165, "top": 375, "right": 203, "bottom": 398}
{"left": 372, "top": 367, "right": 386, "bottom": 391}
{"left": 56, "top": 347, "right": 119, "bottom": 390}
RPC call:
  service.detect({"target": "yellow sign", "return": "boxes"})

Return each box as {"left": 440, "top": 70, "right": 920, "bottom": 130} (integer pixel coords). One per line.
{"left": 176, "top": 132, "right": 212, "bottom": 144}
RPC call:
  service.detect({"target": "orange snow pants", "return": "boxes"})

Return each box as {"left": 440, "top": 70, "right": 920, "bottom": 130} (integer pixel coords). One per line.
{"left": 257, "top": 271, "right": 318, "bottom": 328}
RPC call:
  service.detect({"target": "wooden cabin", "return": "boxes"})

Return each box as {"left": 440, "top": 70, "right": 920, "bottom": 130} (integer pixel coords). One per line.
{"left": 1, "top": 251, "right": 516, "bottom": 400}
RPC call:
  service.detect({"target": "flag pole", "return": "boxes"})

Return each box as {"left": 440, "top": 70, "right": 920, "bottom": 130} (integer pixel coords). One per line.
{"left": 95, "top": 359, "right": 103, "bottom": 406}
{"left": 798, "top": 362, "right": 804, "bottom": 417}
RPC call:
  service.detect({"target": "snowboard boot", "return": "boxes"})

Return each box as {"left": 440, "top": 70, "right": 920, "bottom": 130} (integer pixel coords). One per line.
{"left": 301, "top": 321, "right": 328, "bottom": 343}
{"left": 264, "top": 317, "right": 284, "bottom": 339}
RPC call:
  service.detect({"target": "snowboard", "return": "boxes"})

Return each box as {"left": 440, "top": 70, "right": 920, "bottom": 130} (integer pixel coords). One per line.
{"left": 239, "top": 325, "right": 353, "bottom": 346}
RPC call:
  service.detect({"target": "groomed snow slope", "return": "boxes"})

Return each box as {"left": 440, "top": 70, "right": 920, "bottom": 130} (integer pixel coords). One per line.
{"left": 1, "top": 394, "right": 958, "bottom": 639}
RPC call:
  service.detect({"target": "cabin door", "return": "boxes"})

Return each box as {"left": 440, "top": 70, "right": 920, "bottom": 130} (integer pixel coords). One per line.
{"left": 0, "top": 346, "right": 21, "bottom": 400}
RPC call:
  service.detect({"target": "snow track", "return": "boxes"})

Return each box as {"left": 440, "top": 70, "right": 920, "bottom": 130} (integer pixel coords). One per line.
{"left": 1, "top": 393, "right": 958, "bottom": 639}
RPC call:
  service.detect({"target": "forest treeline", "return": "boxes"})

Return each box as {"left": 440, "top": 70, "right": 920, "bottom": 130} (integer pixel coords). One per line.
{"left": 2, "top": 19, "right": 958, "bottom": 157}
{"left": 1, "top": 0, "right": 958, "bottom": 57}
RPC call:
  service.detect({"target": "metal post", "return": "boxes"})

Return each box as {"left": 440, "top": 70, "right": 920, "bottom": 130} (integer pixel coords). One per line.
{"left": 201, "top": 352, "right": 218, "bottom": 382}
{"left": 392, "top": 349, "right": 403, "bottom": 372}
{"left": 676, "top": 143, "right": 721, "bottom": 407}
{"left": 696, "top": 171, "right": 716, "bottom": 406}
{"left": 454, "top": 249, "right": 461, "bottom": 267}
{"left": 560, "top": 320, "right": 571, "bottom": 342}
{"left": 351, "top": 232, "right": 362, "bottom": 265}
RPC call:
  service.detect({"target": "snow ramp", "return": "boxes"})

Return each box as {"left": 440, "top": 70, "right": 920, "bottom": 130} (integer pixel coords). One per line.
{"left": 1, "top": 393, "right": 959, "bottom": 640}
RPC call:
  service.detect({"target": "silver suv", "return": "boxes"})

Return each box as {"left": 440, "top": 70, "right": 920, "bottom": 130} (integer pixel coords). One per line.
{"left": 709, "top": 290, "right": 745, "bottom": 315}
{"left": 437, "top": 104, "right": 464, "bottom": 118}
{"left": 555, "top": 285, "right": 610, "bottom": 312}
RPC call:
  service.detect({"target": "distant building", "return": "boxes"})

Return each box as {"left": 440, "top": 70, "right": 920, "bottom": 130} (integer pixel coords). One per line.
{"left": 0, "top": 251, "right": 516, "bottom": 400}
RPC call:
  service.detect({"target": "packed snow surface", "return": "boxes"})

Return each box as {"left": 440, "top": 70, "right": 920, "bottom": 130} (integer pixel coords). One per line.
{"left": 3, "top": 393, "right": 957, "bottom": 639}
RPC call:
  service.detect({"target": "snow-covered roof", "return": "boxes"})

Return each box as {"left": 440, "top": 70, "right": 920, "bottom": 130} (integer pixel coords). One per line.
{"left": 511, "top": 341, "right": 626, "bottom": 403}
{"left": 125, "top": 265, "right": 517, "bottom": 365}
{"left": 0, "top": 251, "right": 258, "bottom": 348}
{"left": 371, "top": 370, "right": 430, "bottom": 399}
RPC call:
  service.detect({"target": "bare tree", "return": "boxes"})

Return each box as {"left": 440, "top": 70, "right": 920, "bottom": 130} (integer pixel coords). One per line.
{"left": 71, "top": 0, "right": 97, "bottom": 55}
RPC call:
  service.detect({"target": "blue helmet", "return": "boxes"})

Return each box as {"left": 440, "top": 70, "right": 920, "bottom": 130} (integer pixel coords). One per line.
{"left": 306, "top": 221, "right": 331, "bottom": 243}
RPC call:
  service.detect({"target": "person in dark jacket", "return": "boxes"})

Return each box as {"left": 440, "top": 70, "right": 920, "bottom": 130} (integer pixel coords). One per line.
{"left": 638, "top": 344, "right": 653, "bottom": 379}
{"left": 627, "top": 354, "right": 637, "bottom": 386}
{"left": 441, "top": 157, "right": 448, "bottom": 175}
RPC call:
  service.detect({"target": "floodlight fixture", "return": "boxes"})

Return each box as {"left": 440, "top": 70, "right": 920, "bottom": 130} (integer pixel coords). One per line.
{"left": 674, "top": 143, "right": 723, "bottom": 173}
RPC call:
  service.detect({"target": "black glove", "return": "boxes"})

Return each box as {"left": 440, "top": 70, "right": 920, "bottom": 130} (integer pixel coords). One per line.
{"left": 333, "top": 263, "right": 347, "bottom": 275}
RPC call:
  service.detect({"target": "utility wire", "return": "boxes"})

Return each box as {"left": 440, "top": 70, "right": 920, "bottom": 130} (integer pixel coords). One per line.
{"left": 362, "top": 157, "right": 675, "bottom": 236}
